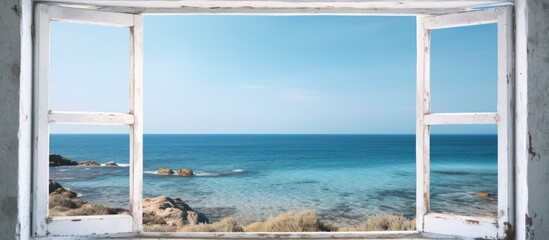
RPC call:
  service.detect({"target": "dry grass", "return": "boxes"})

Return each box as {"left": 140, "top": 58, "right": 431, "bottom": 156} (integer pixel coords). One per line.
{"left": 49, "top": 195, "right": 79, "bottom": 210}
{"left": 179, "top": 218, "right": 243, "bottom": 232}
{"left": 244, "top": 211, "right": 334, "bottom": 232}
{"left": 339, "top": 215, "right": 415, "bottom": 231}
{"left": 49, "top": 195, "right": 128, "bottom": 216}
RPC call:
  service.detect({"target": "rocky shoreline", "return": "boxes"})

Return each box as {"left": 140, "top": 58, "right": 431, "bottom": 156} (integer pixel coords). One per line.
{"left": 50, "top": 154, "right": 119, "bottom": 167}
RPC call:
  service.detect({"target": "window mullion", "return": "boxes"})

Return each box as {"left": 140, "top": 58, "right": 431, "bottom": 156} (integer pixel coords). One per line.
{"left": 129, "top": 14, "right": 144, "bottom": 234}
{"left": 416, "top": 16, "right": 431, "bottom": 233}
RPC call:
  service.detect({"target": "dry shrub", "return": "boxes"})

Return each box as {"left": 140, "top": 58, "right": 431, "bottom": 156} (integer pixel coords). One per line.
{"left": 49, "top": 206, "right": 71, "bottom": 216}
{"left": 244, "top": 211, "right": 334, "bottom": 232}
{"left": 339, "top": 215, "right": 415, "bottom": 231}
{"left": 144, "top": 224, "right": 179, "bottom": 232}
{"left": 49, "top": 195, "right": 78, "bottom": 209}
{"left": 62, "top": 205, "right": 112, "bottom": 216}
{"left": 180, "top": 218, "right": 243, "bottom": 232}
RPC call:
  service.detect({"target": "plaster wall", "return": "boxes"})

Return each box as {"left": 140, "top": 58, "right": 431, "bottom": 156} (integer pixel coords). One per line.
{"left": 0, "top": 0, "right": 32, "bottom": 239}
{"left": 525, "top": 0, "right": 549, "bottom": 239}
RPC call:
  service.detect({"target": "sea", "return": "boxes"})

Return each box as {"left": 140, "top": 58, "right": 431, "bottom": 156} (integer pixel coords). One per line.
{"left": 49, "top": 134, "right": 497, "bottom": 227}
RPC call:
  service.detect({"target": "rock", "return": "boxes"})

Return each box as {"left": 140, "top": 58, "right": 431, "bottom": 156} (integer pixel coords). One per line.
{"left": 476, "top": 192, "right": 492, "bottom": 198}
{"left": 176, "top": 168, "right": 193, "bottom": 176}
{"left": 143, "top": 196, "right": 208, "bottom": 227}
{"left": 49, "top": 154, "right": 78, "bottom": 167}
{"left": 104, "top": 162, "right": 119, "bottom": 166}
{"left": 79, "top": 161, "right": 101, "bottom": 166}
{"left": 157, "top": 168, "right": 174, "bottom": 175}
{"left": 49, "top": 179, "right": 63, "bottom": 194}
{"left": 49, "top": 180, "right": 77, "bottom": 198}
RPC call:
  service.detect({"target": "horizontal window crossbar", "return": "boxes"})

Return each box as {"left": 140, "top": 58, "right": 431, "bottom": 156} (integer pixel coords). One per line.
{"left": 48, "top": 111, "right": 135, "bottom": 125}
{"left": 423, "top": 213, "right": 497, "bottom": 239}
{"left": 48, "top": 5, "right": 135, "bottom": 27}
{"left": 424, "top": 113, "right": 499, "bottom": 125}
{"left": 47, "top": 215, "right": 133, "bottom": 236}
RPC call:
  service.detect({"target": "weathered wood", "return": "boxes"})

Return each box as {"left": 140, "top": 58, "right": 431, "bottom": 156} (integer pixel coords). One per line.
{"left": 32, "top": 231, "right": 463, "bottom": 240}
{"left": 33, "top": 4, "right": 51, "bottom": 237}
{"left": 48, "top": 111, "right": 135, "bottom": 125}
{"left": 129, "top": 14, "right": 144, "bottom": 234}
{"left": 48, "top": 5, "right": 134, "bottom": 27}
{"left": 423, "top": 213, "right": 497, "bottom": 239}
{"left": 47, "top": 215, "right": 133, "bottom": 236}
{"left": 424, "top": 113, "right": 499, "bottom": 125}
{"left": 36, "top": 0, "right": 513, "bottom": 15}
{"left": 419, "top": 5, "right": 514, "bottom": 239}
{"left": 415, "top": 15, "right": 430, "bottom": 233}
{"left": 495, "top": 5, "right": 514, "bottom": 239}
{"left": 33, "top": 3, "right": 138, "bottom": 237}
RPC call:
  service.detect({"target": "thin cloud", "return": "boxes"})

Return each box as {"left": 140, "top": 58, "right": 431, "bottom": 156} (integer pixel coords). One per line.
{"left": 241, "top": 84, "right": 269, "bottom": 89}
{"left": 281, "top": 89, "right": 327, "bottom": 101}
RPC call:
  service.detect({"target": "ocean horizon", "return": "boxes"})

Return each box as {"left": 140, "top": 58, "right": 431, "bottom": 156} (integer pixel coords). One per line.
{"left": 49, "top": 133, "right": 497, "bottom": 227}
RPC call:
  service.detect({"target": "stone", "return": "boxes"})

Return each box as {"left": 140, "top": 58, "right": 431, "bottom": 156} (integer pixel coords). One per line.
{"left": 49, "top": 154, "right": 78, "bottom": 167}
{"left": 49, "top": 179, "right": 63, "bottom": 194}
{"left": 176, "top": 168, "right": 193, "bottom": 176}
{"left": 79, "top": 161, "right": 101, "bottom": 166}
{"left": 48, "top": 180, "right": 77, "bottom": 198}
{"left": 476, "top": 192, "right": 492, "bottom": 198}
{"left": 157, "top": 168, "right": 174, "bottom": 175}
{"left": 104, "top": 162, "right": 119, "bottom": 167}
{"left": 142, "top": 196, "right": 208, "bottom": 227}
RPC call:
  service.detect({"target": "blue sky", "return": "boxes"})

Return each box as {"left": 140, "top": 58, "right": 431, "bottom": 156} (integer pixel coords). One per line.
{"left": 49, "top": 16, "right": 497, "bottom": 134}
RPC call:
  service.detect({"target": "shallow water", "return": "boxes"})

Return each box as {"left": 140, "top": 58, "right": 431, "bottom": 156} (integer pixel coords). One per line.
{"left": 50, "top": 134, "right": 497, "bottom": 226}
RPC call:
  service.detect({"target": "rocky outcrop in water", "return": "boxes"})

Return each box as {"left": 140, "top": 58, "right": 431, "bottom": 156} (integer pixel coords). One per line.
{"left": 49, "top": 154, "right": 79, "bottom": 167}
{"left": 157, "top": 168, "right": 175, "bottom": 175}
{"left": 50, "top": 154, "right": 122, "bottom": 167}
{"left": 176, "top": 168, "right": 193, "bottom": 176}
{"left": 143, "top": 196, "right": 209, "bottom": 227}
{"left": 476, "top": 192, "right": 493, "bottom": 198}
{"left": 79, "top": 161, "right": 101, "bottom": 166}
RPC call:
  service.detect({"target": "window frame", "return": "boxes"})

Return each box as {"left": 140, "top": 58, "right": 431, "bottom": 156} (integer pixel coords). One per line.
{"left": 31, "top": 2, "right": 514, "bottom": 239}
{"left": 32, "top": 4, "right": 143, "bottom": 237}
{"left": 416, "top": 6, "right": 514, "bottom": 239}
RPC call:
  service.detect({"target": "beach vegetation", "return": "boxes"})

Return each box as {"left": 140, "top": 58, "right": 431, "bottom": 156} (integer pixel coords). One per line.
{"left": 338, "top": 215, "right": 415, "bottom": 231}
{"left": 244, "top": 211, "right": 335, "bottom": 232}
{"left": 179, "top": 218, "right": 243, "bottom": 232}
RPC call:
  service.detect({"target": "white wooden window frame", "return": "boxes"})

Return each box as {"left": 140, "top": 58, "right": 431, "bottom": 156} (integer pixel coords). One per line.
{"left": 32, "top": 4, "right": 143, "bottom": 237}
{"left": 416, "top": 6, "right": 514, "bottom": 239}
{"left": 31, "top": 3, "right": 514, "bottom": 239}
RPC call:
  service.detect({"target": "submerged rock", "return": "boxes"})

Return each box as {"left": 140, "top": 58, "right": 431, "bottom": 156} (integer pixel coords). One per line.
{"left": 79, "top": 161, "right": 101, "bottom": 166}
{"left": 49, "top": 154, "right": 78, "bottom": 167}
{"left": 476, "top": 192, "right": 493, "bottom": 198}
{"left": 157, "top": 168, "right": 174, "bottom": 175}
{"left": 104, "top": 162, "right": 119, "bottom": 167}
{"left": 143, "top": 196, "right": 209, "bottom": 227}
{"left": 176, "top": 168, "right": 194, "bottom": 176}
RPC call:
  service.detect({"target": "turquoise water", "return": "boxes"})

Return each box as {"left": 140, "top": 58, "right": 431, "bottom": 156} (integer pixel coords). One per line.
{"left": 49, "top": 134, "right": 497, "bottom": 226}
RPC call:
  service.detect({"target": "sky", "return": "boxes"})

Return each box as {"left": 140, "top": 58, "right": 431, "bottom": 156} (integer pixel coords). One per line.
{"left": 49, "top": 16, "right": 498, "bottom": 134}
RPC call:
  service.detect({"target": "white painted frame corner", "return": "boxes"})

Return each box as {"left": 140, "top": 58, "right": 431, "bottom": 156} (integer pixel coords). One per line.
{"left": 416, "top": 5, "right": 514, "bottom": 239}
{"left": 32, "top": 4, "right": 143, "bottom": 237}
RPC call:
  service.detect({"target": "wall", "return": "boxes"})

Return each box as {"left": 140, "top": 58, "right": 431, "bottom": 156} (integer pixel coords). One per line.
{"left": 0, "top": 0, "right": 32, "bottom": 239}
{"left": 525, "top": 0, "right": 549, "bottom": 239}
